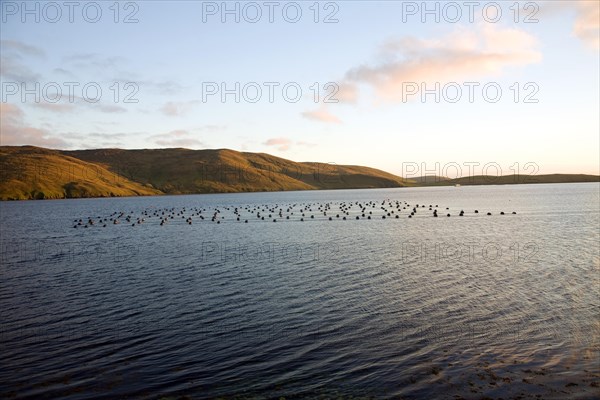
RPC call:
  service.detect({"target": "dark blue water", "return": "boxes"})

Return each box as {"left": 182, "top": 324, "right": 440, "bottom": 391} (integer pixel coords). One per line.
{"left": 1, "top": 184, "right": 599, "bottom": 399}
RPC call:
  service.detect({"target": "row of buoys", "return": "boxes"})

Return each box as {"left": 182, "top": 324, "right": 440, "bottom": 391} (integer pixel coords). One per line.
{"left": 71, "top": 200, "right": 517, "bottom": 228}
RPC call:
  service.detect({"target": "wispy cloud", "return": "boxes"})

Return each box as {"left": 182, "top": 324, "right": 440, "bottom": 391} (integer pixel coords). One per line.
{"left": 571, "top": 1, "right": 600, "bottom": 49}
{"left": 150, "top": 129, "right": 204, "bottom": 148}
{"left": 263, "top": 137, "right": 293, "bottom": 151}
{"left": 31, "top": 96, "right": 127, "bottom": 114}
{"left": 76, "top": 132, "right": 129, "bottom": 148}
{"left": 301, "top": 106, "right": 342, "bottom": 124}
{"left": 1, "top": 40, "right": 45, "bottom": 57}
{"left": 53, "top": 67, "right": 74, "bottom": 77}
{"left": 60, "top": 53, "right": 135, "bottom": 83}
{"left": 32, "top": 103, "right": 77, "bottom": 113}
{"left": 63, "top": 53, "right": 125, "bottom": 70}
{"left": 335, "top": 82, "right": 359, "bottom": 104}
{"left": 537, "top": 1, "right": 599, "bottom": 49}
{"left": 0, "top": 103, "right": 69, "bottom": 148}
{"left": 57, "top": 131, "right": 146, "bottom": 148}
{"left": 344, "top": 24, "right": 542, "bottom": 102}
{"left": 89, "top": 132, "right": 128, "bottom": 139}
{"left": 152, "top": 80, "right": 186, "bottom": 95}
{"left": 160, "top": 101, "right": 199, "bottom": 117}
{"left": 261, "top": 138, "right": 318, "bottom": 152}
{"left": 0, "top": 40, "right": 44, "bottom": 82}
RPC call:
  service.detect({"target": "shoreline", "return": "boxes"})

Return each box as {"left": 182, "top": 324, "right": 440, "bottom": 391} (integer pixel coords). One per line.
{"left": 1, "top": 180, "right": 598, "bottom": 202}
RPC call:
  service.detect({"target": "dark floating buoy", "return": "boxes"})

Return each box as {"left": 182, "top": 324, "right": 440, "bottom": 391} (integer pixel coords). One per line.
{"left": 512, "top": 212, "right": 516, "bottom": 214}
{"left": 72, "top": 198, "right": 508, "bottom": 231}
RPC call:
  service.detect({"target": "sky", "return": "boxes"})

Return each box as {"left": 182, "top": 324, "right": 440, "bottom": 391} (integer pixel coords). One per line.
{"left": 1, "top": 0, "right": 599, "bottom": 177}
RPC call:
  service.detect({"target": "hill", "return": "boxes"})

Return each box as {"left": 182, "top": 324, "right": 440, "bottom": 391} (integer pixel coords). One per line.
{"left": 1, "top": 146, "right": 597, "bottom": 200}
{"left": 63, "top": 148, "right": 413, "bottom": 194}
{"left": 421, "top": 174, "right": 600, "bottom": 186}
{"left": 0, "top": 146, "right": 412, "bottom": 200}
{"left": 0, "top": 146, "right": 162, "bottom": 200}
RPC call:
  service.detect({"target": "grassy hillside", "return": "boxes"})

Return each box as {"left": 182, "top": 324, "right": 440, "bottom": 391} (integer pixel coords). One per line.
{"left": 1, "top": 146, "right": 597, "bottom": 200}
{"left": 1, "top": 146, "right": 413, "bottom": 199}
{"left": 0, "top": 146, "right": 162, "bottom": 200}
{"left": 64, "top": 148, "right": 413, "bottom": 193}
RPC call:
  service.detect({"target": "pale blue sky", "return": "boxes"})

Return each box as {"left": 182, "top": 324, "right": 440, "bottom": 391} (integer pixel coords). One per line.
{"left": 1, "top": 1, "right": 598, "bottom": 176}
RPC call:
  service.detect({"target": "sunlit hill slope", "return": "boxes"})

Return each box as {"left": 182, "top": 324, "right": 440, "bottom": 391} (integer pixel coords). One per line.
{"left": 0, "top": 146, "right": 411, "bottom": 200}
{"left": 2, "top": 146, "right": 597, "bottom": 200}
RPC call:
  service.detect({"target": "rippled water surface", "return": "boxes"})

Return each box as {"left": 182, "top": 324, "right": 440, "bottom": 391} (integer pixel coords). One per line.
{"left": 1, "top": 184, "right": 599, "bottom": 399}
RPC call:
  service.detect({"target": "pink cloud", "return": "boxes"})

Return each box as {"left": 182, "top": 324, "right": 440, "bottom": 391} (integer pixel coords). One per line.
{"left": 301, "top": 107, "right": 342, "bottom": 124}
{"left": 160, "top": 101, "right": 198, "bottom": 117}
{"left": 536, "top": 1, "right": 599, "bottom": 49}
{"left": 335, "top": 81, "right": 359, "bottom": 103}
{"left": 263, "top": 137, "right": 293, "bottom": 151}
{"left": 0, "top": 103, "right": 69, "bottom": 148}
{"left": 345, "top": 24, "right": 542, "bottom": 102}
{"left": 572, "top": 1, "right": 600, "bottom": 49}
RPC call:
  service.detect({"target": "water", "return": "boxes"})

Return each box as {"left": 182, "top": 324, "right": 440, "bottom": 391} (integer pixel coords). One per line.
{"left": 1, "top": 183, "right": 599, "bottom": 399}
